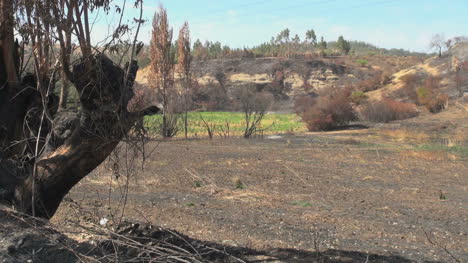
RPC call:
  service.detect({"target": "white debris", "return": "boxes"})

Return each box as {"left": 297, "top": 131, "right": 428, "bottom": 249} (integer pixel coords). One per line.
{"left": 266, "top": 135, "right": 282, "bottom": 140}
{"left": 99, "top": 218, "right": 109, "bottom": 226}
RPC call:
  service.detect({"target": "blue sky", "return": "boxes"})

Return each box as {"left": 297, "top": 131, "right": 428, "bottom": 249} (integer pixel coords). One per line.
{"left": 92, "top": 0, "right": 468, "bottom": 53}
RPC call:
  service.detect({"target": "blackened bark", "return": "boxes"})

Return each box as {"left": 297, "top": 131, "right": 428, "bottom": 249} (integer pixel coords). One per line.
{"left": 1, "top": 0, "right": 158, "bottom": 219}
{"left": 1, "top": 29, "right": 158, "bottom": 219}
{"left": 13, "top": 55, "right": 158, "bottom": 218}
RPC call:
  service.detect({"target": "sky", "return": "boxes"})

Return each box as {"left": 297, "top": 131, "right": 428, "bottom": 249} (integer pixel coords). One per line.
{"left": 91, "top": 0, "right": 468, "bottom": 53}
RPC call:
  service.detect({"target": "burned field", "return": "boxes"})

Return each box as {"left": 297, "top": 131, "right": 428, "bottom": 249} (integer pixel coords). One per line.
{"left": 55, "top": 122, "right": 468, "bottom": 263}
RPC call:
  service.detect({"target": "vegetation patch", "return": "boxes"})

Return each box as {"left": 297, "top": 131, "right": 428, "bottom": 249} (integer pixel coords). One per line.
{"left": 292, "top": 201, "right": 312, "bottom": 207}
{"left": 144, "top": 112, "right": 306, "bottom": 137}
{"left": 415, "top": 144, "right": 468, "bottom": 157}
{"left": 356, "top": 59, "right": 369, "bottom": 67}
{"left": 360, "top": 99, "right": 418, "bottom": 123}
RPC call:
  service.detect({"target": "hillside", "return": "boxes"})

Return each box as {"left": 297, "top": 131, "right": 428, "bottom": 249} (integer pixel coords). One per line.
{"left": 368, "top": 42, "right": 468, "bottom": 101}
{"left": 136, "top": 55, "right": 422, "bottom": 111}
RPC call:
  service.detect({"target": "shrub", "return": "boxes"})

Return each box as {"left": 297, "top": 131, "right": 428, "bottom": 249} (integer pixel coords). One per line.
{"left": 350, "top": 91, "right": 368, "bottom": 105}
{"left": 397, "top": 73, "right": 423, "bottom": 101}
{"left": 160, "top": 114, "right": 180, "bottom": 137}
{"left": 300, "top": 89, "right": 356, "bottom": 131}
{"left": 294, "top": 95, "right": 316, "bottom": 115}
{"left": 416, "top": 87, "right": 431, "bottom": 105}
{"left": 361, "top": 98, "right": 418, "bottom": 122}
{"left": 194, "top": 81, "right": 230, "bottom": 111}
{"left": 416, "top": 76, "right": 448, "bottom": 113}
{"left": 357, "top": 72, "right": 383, "bottom": 92}
{"left": 426, "top": 93, "right": 448, "bottom": 113}
{"left": 356, "top": 59, "right": 368, "bottom": 67}
{"left": 234, "top": 86, "right": 273, "bottom": 138}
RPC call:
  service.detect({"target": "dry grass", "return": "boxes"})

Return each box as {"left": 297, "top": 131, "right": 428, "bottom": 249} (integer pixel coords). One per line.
{"left": 230, "top": 73, "right": 271, "bottom": 83}
{"left": 380, "top": 129, "right": 430, "bottom": 143}
{"left": 400, "top": 150, "right": 458, "bottom": 161}
{"left": 367, "top": 59, "right": 441, "bottom": 101}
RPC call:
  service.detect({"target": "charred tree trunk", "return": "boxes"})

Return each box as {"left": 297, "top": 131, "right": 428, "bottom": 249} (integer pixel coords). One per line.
{"left": 58, "top": 72, "right": 70, "bottom": 111}
{"left": 0, "top": 2, "right": 158, "bottom": 219}
{"left": 1, "top": 55, "right": 158, "bottom": 219}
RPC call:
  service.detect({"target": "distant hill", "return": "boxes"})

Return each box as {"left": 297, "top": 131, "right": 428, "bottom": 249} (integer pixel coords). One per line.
{"left": 334, "top": 41, "right": 430, "bottom": 57}
{"left": 368, "top": 42, "right": 468, "bottom": 101}
{"left": 136, "top": 54, "right": 422, "bottom": 112}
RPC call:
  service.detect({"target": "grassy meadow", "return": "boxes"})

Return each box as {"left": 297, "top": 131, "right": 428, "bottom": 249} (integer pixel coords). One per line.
{"left": 144, "top": 112, "right": 307, "bottom": 137}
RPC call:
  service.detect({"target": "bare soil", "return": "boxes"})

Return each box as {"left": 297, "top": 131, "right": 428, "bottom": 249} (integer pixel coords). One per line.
{"left": 52, "top": 108, "right": 467, "bottom": 263}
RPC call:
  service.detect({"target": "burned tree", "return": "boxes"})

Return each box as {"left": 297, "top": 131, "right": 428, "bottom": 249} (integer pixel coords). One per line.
{"left": 150, "top": 5, "right": 179, "bottom": 138}
{"left": 0, "top": 0, "right": 157, "bottom": 219}
{"left": 235, "top": 86, "right": 272, "bottom": 138}
{"left": 177, "top": 22, "right": 192, "bottom": 139}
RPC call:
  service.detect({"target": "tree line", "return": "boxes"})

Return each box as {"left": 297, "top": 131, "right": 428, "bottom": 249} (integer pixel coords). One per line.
{"left": 186, "top": 29, "right": 429, "bottom": 61}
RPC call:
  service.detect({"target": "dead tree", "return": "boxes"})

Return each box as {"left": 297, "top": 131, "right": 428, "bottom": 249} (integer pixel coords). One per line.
{"left": 430, "top": 34, "right": 445, "bottom": 58}
{"left": 177, "top": 22, "right": 192, "bottom": 139}
{"left": 0, "top": 0, "right": 157, "bottom": 219}
{"left": 236, "top": 86, "right": 272, "bottom": 138}
{"left": 150, "top": 5, "right": 179, "bottom": 138}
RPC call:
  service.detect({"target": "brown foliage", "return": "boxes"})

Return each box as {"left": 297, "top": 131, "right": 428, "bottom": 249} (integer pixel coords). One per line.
{"left": 150, "top": 5, "right": 179, "bottom": 137}
{"left": 416, "top": 76, "right": 448, "bottom": 113}
{"left": 357, "top": 72, "right": 387, "bottom": 92}
{"left": 398, "top": 73, "right": 423, "bottom": 101}
{"left": 300, "top": 89, "right": 356, "bottom": 131}
{"left": 177, "top": 22, "right": 191, "bottom": 76}
{"left": 177, "top": 22, "right": 192, "bottom": 138}
{"left": 234, "top": 86, "right": 273, "bottom": 138}
{"left": 294, "top": 95, "right": 316, "bottom": 115}
{"left": 361, "top": 98, "right": 418, "bottom": 122}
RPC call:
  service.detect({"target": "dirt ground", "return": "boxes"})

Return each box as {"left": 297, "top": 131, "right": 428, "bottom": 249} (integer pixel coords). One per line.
{"left": 52, "top": 107, "right": 467, "bottom": 263}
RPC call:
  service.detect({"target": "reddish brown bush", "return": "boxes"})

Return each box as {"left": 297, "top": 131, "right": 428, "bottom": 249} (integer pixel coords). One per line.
{"left": 426, "top": 93, "right": 448, "bottom": 113}
{"left": 397, "top": 73, "right": 423, "bottom": 101}
{"left": 361, "top": 98, "right": 418, "bottom": 122}
{"left": 300, "top": 89, "right": 356, "bottom": 131}
{"left": 416, "top": 76, "right": 448, "bottom": 113}
{"left": 357, "top": 72, "right": 383, "bottom": 92}
{"left": 294, "top": 95, "right": 316, "bottom": 115}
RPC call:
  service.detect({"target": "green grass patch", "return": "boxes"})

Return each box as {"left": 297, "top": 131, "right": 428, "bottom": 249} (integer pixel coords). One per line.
{"left": 292, "top": 201, "right": 312, "bottom": 207}
{"left": 415, "top": 144, "right": 468, "bottom": 157}
{"left": 144, "top": 112, "right": 306, "bottom": 137}
{"left": 356, "top": 59, "right": 368, "bottom": 67}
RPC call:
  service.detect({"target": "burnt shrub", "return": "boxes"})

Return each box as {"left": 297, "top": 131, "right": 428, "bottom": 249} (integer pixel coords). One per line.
{"left": 193, "top": 80, "right": 230, "bottom": 111}
{"left": 416, "top": 76, "right": 448, "bottom": 113}
{"left": 357, "top": 72, "right": 383, "bottom": 92}
{"left": 396, "top": 73, "right": 424, "bottom": 101}
{"left": 361, "top": 98, "right": 418, "bottom": 122}
{"left": 350, "top": 91, "right": 368, "bottom": 105}
{"left": 233, "top": 86, "right": 273, "bottom": 138}
{"left": 294, "top": 95, "right": 317, "bottom": 116}
{"left": 300, "top": 89, "right": 356, "bottom": 131}
{"left": 415, "top": 86, "right": 448, "bottom": 111}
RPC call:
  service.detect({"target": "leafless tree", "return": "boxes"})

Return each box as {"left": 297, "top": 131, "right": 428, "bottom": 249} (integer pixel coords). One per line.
{"left": 430, "top": 34, "right": 445, "bottom": 58}
{"left": 0, "top": 0, "right": 157, "bottom": 219}
{"left": 218, "top": 120, "right": 231, "bottom": 138}
{"left": 199, "top": 115, "right": 216, "bottom": 139}
{"left": 235, "top": 86, "right": 273, "bottom": 138}
{"left": 177, "top": 22, "right": 192, "bottom": 139}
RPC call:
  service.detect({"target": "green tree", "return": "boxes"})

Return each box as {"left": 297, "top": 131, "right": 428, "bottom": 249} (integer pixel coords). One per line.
{"left": 306, "top": 29, "right": 317, "bottom": 45}
{"left": 276, "top": 28, "right": 290, "bottom": 44}
{"left": 318, "top": 36, "right": 327, "bottom": 50}
{"left": 337, "top": 35, "right": 351, "bottom": 55}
